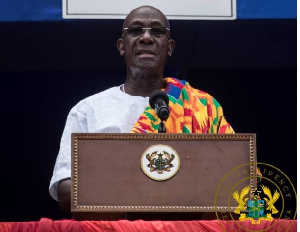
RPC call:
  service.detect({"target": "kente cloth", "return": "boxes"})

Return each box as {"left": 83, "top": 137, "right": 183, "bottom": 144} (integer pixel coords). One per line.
{"left": 131, "top": 77, "right": 234, "bottom": 134}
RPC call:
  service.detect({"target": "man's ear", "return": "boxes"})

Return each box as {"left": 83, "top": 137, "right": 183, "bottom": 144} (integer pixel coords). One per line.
{"left": 117, "top": 38, "right": 125, "bottom": 56}
{"left": 168, "top": 39, "right": 176, "bottom": 57}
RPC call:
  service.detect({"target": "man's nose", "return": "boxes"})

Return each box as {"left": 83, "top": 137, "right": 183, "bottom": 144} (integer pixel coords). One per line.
{"left": 139, "top": 29, "right": 153, "bottom": 43}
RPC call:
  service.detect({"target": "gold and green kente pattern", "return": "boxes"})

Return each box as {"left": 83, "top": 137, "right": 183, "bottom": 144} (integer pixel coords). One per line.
{"left": 131, "top": 77, "right": 234, "bottom": 134}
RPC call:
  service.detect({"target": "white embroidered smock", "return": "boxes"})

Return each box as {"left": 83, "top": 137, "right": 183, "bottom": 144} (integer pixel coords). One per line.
{"left": 49, "top": 86, "right": 149, "bottom": 201}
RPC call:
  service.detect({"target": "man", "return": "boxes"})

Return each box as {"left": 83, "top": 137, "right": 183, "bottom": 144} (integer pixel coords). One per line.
{"left": 49, "top": 5, "right": 234, "bottom": 212}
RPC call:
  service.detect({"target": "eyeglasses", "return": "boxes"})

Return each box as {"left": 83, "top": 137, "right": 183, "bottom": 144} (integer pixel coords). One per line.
{"left": 122, "top": 27, "right": 170, "bottom": 38}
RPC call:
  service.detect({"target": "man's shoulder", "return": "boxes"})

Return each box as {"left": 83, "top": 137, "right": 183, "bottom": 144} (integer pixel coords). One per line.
{"left": 165, "top": 77, "right": 217, "bottom": 103}
{"left": 71, "top": 86, "right": 121, "bottom": 112}
{"left": 80, "top": 86, "right": 121, "bottom": 103}
{"left": 182, "top": 79, "right": 221, "bottom": 106}
{"left": 193, "top": 87, "right": 214, "bottom": 100}
{"left": 182, "top": 80, "right": 214, "bottom": 100}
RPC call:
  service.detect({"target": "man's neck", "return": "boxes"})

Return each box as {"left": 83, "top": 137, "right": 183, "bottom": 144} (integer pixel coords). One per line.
{"left": 124, "top": 68, "right": 166, "bottom": 97}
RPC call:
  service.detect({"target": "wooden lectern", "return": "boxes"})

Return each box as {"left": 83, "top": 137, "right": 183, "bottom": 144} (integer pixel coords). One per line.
{"left": 71, "top": 133, "right": 257, "bottom": 220}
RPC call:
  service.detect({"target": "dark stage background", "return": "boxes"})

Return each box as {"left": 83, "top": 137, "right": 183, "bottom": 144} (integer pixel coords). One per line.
{"left": 0, "top": 19, "right": 296, "bottom": 221}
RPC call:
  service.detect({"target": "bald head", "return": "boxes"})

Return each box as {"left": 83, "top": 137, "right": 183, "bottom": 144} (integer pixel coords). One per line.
{"left": 123, "top": 6, "right": 170, "bottom": 30}
{"left": 116, "top": 5, "right": 176, "bottom": 79}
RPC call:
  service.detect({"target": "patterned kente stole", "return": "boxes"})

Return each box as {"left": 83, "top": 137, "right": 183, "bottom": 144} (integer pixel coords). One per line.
{"left": 131, "top": 77, "right": 234, "bottom": 134}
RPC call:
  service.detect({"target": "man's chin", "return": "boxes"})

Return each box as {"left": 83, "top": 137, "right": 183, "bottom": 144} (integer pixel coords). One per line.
{"left": 134, "top": 60, "right": 159, "bottom": 69}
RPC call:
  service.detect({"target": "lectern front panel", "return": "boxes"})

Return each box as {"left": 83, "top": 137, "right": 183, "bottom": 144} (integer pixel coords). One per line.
{"left": 71, "top": 133, "right": 256, "bottom": 213}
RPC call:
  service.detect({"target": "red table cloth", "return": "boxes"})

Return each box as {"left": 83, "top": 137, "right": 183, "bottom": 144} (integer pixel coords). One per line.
{"left": 0, "top": 218, "right": 296, "bottom": 232}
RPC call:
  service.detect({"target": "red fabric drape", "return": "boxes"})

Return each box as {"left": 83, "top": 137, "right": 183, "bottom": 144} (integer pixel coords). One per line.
{"left": 0, "top": 218, "right": 296, "bottom": 232}
{"left": 82, "top": 219, "right": 297, "bottom": 232}
{"left": 0, "top": 218, "right": 85, "bottom": 232}
{"left": 0, "top": 222, "right": 12, "bottom": 232}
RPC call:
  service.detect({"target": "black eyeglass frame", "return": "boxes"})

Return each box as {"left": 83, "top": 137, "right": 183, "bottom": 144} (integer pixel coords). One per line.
{"left": 122, "top": 27, "right": 170, "bottom": 38}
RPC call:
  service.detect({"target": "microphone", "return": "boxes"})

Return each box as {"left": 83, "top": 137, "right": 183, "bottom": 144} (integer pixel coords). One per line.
{"left": 149, "top": 90, "right": 170, "bottom": 122}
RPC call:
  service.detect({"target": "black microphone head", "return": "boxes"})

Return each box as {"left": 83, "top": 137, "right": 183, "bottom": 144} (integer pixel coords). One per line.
{"left": 149, "top": 90, "right": 170, "bottom": 122}
{"left": 149, "top": 90, "right": 169, "bottom": 109}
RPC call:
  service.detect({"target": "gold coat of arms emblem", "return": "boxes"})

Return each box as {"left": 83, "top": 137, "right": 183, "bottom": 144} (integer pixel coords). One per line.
{"left": 141, "top": 144, "right": 180, "bottom": 181}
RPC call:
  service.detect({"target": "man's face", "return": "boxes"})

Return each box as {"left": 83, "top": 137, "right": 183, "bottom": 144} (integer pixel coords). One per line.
{"left": 118, "top": 7, "right": 174, "bottom": 70}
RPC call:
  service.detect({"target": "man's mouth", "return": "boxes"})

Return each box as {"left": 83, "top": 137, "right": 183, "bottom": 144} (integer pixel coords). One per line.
{"left": 136, "top": 50, "right": 156, "bottom": 58}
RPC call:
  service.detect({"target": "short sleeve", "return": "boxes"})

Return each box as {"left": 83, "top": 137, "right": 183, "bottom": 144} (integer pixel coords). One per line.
{"left": 49, "top": 106, "right": 86, "bottom": 201}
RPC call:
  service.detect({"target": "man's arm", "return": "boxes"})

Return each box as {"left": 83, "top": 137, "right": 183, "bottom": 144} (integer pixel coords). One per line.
{"left": 58, "top": 178, "right": 71, "bottom": 212}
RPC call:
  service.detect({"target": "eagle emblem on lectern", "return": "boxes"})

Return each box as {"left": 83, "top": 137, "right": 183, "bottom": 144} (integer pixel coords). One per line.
{"left": 141, "top": 144, "right": 180, "bottom": 181}
{"left": 146, "top": 151, "right": 175, "bottom": 174}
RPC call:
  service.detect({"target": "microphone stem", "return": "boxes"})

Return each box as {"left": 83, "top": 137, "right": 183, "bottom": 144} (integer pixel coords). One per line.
{"left": 158, "top": 121, "right": 166, "bottom": 133}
